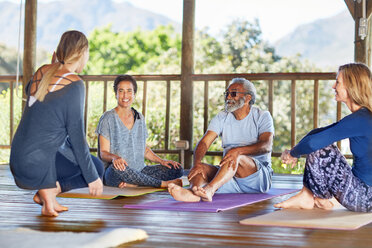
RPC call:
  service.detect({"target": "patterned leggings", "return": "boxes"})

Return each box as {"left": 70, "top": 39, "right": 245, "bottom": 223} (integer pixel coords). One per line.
{"left": 304, "top": 144, "right": 372, "bottom": 212}
{"left": 104, "top": 164, "right": 183, "bottom": 188}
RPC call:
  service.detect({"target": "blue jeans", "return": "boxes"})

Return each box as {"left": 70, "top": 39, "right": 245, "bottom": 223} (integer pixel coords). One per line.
{"left": 56, "top": 152, "right": 104, "bottom": 192}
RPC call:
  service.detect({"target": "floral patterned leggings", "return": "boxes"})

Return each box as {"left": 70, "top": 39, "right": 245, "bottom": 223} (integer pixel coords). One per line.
{"left": 303, "top": 144, "right": 372, "bottom": 212}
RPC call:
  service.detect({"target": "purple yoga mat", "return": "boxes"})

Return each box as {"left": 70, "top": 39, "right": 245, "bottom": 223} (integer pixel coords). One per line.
{"left": 123, "top": 188, "right": 298, "bottom": 212}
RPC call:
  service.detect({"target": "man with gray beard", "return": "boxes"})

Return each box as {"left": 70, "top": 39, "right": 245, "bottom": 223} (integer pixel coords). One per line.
{"left": 169, "top": 78, "right": 274, "bottom": 202}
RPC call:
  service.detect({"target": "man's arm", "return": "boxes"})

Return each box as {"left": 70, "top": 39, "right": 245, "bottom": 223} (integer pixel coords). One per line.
{"left": 193, "top": 130, "right": 218, "bottom": 165}
{"left": 235, "top": 132, "right": 273, "bottom": 156}
{"left": 220, "top": 132, "right": 273, "bottom": 168}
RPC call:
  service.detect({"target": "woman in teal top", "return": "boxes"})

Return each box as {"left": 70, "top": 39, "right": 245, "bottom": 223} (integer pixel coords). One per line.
{"left": 275, "top": 63, "right": 372, "bottom": 212}
{"left": 10, "top": 31, "right": 103, "bottom": 217}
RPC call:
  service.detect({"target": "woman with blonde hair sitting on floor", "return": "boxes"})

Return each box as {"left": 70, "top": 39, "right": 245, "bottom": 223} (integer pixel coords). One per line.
{"left": 275, "top": 63, "right": 372, "bottom": 212}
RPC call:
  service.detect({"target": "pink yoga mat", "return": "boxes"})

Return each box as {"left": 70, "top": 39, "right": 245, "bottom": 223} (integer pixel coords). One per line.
{"left": 123, "top": 188, "right": 298, "bottom": 212}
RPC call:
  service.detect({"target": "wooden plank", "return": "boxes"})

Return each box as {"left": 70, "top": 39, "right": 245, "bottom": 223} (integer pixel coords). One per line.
{"left": 103, "top": 80, "right": 108, "bottom": 113}
{"left": 81, "top": 75, "right": 181, "bottom": 81}
{"left": 10, "top": 81, "right": 14, "bottom": 143}
{"left": 203, "top": 81, "right": 209, "bottom": 134}
{"left": 22, "top": 0, "right": 37, "bottom": 111}
{"left": 192, "top": 72, "right": 336, "bottom": 81}
{"left": 0, "top": 73, "right": 337, "bottom": 83}
{"left": 354, "top": 0, "right": 367, "bottom": 63}
{"left": 165, "top": 80, "right": 171, "bottom": 150}
{"left": 291, "top": 80, "right": 296, "bottom": 147}
{"left": 337, "top": 101, "right": 342, "bottom": 149}
{"left": 0, "top": 165, "right": 368, "bottom": 247}
{"left": 180, "top": 0, "right": 195, "bottom": 168}
{"left": 84, "top": 81, "right": 89, "bottom": 134}
{"left": 344, "top": 0, "right": 355, "bottom": 19}
{"left": 268, "top": 80, "right": 273, "bottom": 116}
{"left": 313, "top": 80, "right": 319, "bottom": 129}
{"left": 142, "top": 80, "right": 147, "bottom": 117}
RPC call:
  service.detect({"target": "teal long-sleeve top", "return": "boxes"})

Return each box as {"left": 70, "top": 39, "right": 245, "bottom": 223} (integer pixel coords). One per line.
{"left": 290, "top": 108, "right": 372, "bottom": 186}
{"left": 9, "top": 79, "right": 99, "bottom": 190}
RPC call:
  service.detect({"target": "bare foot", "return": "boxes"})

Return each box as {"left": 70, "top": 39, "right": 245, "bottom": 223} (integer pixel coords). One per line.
{"left": 118, "top": 182, "right": 138, "bottom": 188}
{"left": 192, "top": 185, "right": 215, "bottom": 202}
{"left": 274, "top": 187, "right": 315, "bottom": 210}
{"left": 314, "top": 197, "right": 334, "bottom": 210}
{"left": 161, "top": 178, "right": 183, "bottom": 188}
{"left": 38, "top": 189, "right": 59, "bottom": 217}
{"left": 168, "top": 183, "right": 200, "bottom": 202}
{"left": 34, "top": 191, "right": 68, "bottom": 213}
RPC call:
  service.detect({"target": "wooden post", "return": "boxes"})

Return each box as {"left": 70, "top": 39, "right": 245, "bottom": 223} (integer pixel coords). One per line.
{"left": 353, "top": 1, "right": 367, "bottom": 63}
{"left": 367, "top": 1, "right": 372, "bottom": 67}
{"left": 22, "top": 0, "right": 37, "bottom": 111}
{"left": 180, "top": 0, "right": 195, "bottom": 169}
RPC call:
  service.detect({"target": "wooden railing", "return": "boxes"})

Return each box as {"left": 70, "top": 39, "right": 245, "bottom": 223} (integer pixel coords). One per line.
{"left": 1, "top": 72, "right": 347, "bottom": 160}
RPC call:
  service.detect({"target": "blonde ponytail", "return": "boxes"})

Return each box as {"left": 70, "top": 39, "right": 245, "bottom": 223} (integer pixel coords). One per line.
{"left": 34, "top": 63, "right": 62, "bottom": 102}
{"left": 34, "top": 30, "right": 88, "bottom": 102}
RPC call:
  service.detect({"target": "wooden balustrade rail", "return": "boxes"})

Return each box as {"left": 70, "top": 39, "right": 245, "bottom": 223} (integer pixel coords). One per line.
{"left": 1, "top": 72, "right": 347, "bottom": 160}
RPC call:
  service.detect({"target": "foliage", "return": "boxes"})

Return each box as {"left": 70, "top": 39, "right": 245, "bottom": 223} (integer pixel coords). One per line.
{"left": 0, "top": 85, "right": 23, "bottom": 163}
{"left": 85, "top": 25, "right": 181, "bottom": 75}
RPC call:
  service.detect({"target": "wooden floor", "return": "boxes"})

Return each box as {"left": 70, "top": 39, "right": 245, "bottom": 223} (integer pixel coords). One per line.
{"left": 1, "top": 164, "right": 372, "bottom": 248}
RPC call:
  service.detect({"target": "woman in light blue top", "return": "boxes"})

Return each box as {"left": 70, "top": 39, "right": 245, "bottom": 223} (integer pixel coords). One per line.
{"left": 96, "top": 75, "right": 183, "bottom": 188}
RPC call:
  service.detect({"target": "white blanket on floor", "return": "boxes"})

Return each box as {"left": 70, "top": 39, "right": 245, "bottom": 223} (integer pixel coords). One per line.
{"left": 0, "top": 227, "right": 148, "bottom": 248}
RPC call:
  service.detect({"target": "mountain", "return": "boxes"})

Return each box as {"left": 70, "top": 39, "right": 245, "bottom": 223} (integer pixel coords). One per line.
{"left": 274, "top": 11, "right": 354, "bottom": 69}
{"left": 0, "top": 1, "right": 356, "bottom": 71}
{"left": 0, "top": 0, "right": 181, "bottom": 51}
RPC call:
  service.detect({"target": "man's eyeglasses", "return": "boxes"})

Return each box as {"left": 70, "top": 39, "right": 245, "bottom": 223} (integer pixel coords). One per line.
{"left": 224, "top": 91, "right": 249, "bottom": 98}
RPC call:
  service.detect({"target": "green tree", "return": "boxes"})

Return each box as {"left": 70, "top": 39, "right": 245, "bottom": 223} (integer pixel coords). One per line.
{"left": 85, "top": 25, "right": 181, "bottom": 75}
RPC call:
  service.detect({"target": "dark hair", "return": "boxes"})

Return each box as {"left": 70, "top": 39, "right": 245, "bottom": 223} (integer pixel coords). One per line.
{"left": 113, "top": 75, "right": 137, "bottom": 94}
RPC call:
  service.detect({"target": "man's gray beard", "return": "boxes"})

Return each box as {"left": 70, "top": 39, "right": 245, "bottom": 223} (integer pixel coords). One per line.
{"left": 225, "top": 97, "right": 245, "bottom": 112}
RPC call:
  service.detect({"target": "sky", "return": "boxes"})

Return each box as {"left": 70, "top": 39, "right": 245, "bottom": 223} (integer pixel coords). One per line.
{"left": 121, "top": 0, "right": 347, "bottom": 43}
{"left": 3, "top": 0, "right": 348, "bottom": 43}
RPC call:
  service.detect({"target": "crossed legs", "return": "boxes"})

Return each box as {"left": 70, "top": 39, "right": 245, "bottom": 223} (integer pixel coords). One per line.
{"left": 169, "top": 155, "right": 257, "bottom": 202}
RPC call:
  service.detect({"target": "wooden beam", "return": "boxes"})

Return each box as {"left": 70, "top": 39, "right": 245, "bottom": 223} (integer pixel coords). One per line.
{"left": 368, "top": 11, "right": 372, "bottom": 66}
{"left": 354, "top": 0, "right": 367, "bottom": 63}
{"left": 180, "top": 0, "right": 195, "bottom": 169}
{"left": 23, "top": 0, "right": 37, "bottom": 111}
{"left": 344, "top": 0, "right": 355, "bottom": 19}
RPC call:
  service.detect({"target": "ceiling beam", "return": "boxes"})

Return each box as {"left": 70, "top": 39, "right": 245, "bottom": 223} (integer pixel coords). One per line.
{"left": 344, "top": 0, "right": 355, "bottom": 19}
